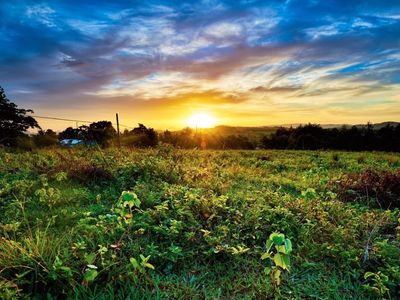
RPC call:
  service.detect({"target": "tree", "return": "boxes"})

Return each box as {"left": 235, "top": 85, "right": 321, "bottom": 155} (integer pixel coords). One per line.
{"left": 123, "top": 123, "right": 158, "bottom": 147}
{"left": 59, "top": 127, "right": 81, "bottom": 140}
{"left": 87, "top": 121, "right": 116, "bottom": 146}
{"left": 0, "top": 86, "right": 40, "bottom": 146}
{"left": 33, "top": 129, "right": 58, "bottom": 147}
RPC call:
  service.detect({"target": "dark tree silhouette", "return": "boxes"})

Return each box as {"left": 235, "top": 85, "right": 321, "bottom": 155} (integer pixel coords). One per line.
{"left": 0, "top": 86, "right": 40, "bottom": 146}
{"left": 87, "top": 121, "right": 116, "bottom": 146}
{"left": 59, "top": 122, "right": 116, "bottom": 147}
{"left": 261, "top": 123, "right": 400, "bottom": 151}
{"left": 124, "top": 123, "right": 158, "bottom": 147}
{"left": 33, "top": 129, "right": 58, "bottom": 147}
{"left": 59, "top": 127, "right": 81, "bottom": 140}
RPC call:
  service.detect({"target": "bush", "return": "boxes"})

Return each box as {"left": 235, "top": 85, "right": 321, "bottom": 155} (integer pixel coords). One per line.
{"left": 334, "top": 169, "right": 400, "bottom": 209}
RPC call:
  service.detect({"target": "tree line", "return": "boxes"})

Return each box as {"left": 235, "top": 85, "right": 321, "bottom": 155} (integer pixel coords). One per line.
{"left": 1, "top": 86, "right": 399, "bottom": 151}
{"left": 261, "top": 124, "right": 400, "bottom": 151}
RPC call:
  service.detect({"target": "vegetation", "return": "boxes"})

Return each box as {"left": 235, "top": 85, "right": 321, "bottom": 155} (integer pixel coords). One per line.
{"left": 261, "top": 123, "right": 400, "bottom": 151}
{"left": 0, "top": 147, "right": 399, "bottom": 299}
{"left": 59, "top": 121, "right": 117, "bottom": 147}
{"left": 0, "top": 86, "right": 39, "bottom": 147}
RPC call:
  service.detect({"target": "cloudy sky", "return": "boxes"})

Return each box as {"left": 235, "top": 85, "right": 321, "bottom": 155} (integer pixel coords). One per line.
{"left": 1, "top": 0, "right": 400, "bottom": 130}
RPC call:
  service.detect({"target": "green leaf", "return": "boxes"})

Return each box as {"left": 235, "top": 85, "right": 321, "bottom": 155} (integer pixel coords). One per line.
{"left": 84, "top": 270, "right": 98, "bottom": 282}
{"left": 265, "top": 239, "right": 274, "bottom": 252}
{"left": 16, "top": 270, "right": 31, "bottom": 279}
{"left": 272, "top": 269, "right": 281, "bottom": 285}
{"left": 270, "top": 233, "right": 285, "bottom": 245}
{"left": 273, "top": 253, "right": 290, "bottom": 270}
{"left": 144, "top": 263, "right": 155, "bottom": 270}
{"left": 284, "top": 238, "right": 292, "bottom": 253}
{"left": 60, "top": 266, "right": 72, "bottom": 276}
{"left": 85, "top": 253, "right": 96, "bottom": 264}
{"left": 121, "top": 191, "right": 141, "bottom": 208}
{"left": 122, "top": 191, "right": 135, "bottom": 202}
{"left": 130, "top": 257, "right": 139, "bottom": 268}
{"left": 261, "top": 252, "right": 271, "bottom": 260}
{"left": 134, "top": 198, "right": 141, "bottom": 208}
{"left": 276, "top": 245, "right": 287, "bottom": 254}
{"left": 123, "top": 200, "right": 134, "bottom": 209}
{"left": 282, "top": 254, "right": 291, "bottom": 270}
{"left": 364, "top": 272, "right": 375, "bottom": 279}
{"left": 264, "top": 267, "right": 271, "bottom": 275}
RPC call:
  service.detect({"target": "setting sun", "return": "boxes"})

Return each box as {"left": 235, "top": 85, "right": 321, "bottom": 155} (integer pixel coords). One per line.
{"left": 187, "top": 112, "right": 216, "bottom": 129}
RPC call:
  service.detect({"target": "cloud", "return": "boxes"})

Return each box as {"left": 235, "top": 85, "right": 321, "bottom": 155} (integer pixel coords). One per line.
{"left": 250, "top": 86, "right": 303, "bottom": 93}
{"left": 0, "top": 0, "right": 399, "bottom": 127}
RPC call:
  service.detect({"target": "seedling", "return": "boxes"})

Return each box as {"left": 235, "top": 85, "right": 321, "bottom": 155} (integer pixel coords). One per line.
{"left": 261, "top": 232, "right": 292, "bottom": 290}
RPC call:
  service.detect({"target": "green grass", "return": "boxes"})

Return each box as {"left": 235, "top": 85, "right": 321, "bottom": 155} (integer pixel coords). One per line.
{"left": 0, "top": 147, "right": 399, "bottom": 299}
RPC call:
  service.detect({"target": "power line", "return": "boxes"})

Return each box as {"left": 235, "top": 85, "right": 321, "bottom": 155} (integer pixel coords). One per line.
{"left": 31, "top": 115, "right": 135, "bottom": 130}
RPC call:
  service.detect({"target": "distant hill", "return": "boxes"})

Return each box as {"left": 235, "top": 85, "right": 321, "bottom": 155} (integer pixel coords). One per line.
{"left": 355, "top": 121, "right": 400, "bottom": 129}
{"left": 162, "top": 122, "right": 400, "bottom": 140}
{"left": 280, "top": 121, "right": 400, "bottom": 129}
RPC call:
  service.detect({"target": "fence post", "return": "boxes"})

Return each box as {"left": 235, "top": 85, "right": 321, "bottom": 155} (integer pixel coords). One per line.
{"left": 116, "top": 113, "right": 121, "bottom": 148}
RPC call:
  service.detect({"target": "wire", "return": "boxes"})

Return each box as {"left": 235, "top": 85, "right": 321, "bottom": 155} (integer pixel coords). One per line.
{"left": 31, "top": 115, "right": 135, "bottom": 130}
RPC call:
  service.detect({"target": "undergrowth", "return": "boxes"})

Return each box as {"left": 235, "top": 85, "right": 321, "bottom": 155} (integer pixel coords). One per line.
{"left": 0, "top": 147, "right": 399, "bottom": 299}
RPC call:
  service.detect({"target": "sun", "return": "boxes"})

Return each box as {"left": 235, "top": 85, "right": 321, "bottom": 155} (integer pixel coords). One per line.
{"left": 187, "top": 112, "right": 216, "bottom": 129}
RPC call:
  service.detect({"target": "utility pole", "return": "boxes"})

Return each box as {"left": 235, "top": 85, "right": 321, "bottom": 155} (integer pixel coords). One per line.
{"left": 116, "top": 113, "right": 121, "bottom": 148}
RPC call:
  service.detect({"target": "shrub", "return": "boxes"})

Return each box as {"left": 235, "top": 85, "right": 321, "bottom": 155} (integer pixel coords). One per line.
{"left": 334, "top": 169, "right": 400, "bottom": 209}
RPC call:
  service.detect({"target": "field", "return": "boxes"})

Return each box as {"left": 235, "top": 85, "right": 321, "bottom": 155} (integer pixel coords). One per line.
{"left": 0, "top": 147, "right": 399, "bottom": 299}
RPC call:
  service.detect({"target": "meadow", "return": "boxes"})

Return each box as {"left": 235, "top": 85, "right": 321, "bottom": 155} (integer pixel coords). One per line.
{"left": 0, "top": 146, "right": 399, "bottom": 299}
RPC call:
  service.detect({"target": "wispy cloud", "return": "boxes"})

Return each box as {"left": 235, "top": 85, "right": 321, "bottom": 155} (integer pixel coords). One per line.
{"left": 0, "top": 0, "right": 399, "bottom": 128}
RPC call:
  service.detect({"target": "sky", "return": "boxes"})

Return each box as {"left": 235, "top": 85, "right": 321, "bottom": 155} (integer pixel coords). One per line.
{"left": 1, "top": 0, "right": 400, "bottom": 130}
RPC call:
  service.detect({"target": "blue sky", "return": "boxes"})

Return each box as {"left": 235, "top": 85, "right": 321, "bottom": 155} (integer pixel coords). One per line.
{"left": 1, "top": 0, "right": 399, "bottom": 129}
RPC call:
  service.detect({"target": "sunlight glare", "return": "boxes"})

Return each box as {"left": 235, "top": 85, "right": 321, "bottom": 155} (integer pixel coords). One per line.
{"left": 187, "top": 112, "right": 216, "bottom": 128}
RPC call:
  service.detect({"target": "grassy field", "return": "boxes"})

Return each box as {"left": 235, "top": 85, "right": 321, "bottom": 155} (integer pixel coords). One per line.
{"left": 0, "top": 147, "right": 399, "bottom": 299}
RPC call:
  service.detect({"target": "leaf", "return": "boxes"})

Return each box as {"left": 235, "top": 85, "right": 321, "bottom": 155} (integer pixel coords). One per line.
{"left": 122, "top": 191, "right": 135, "bottom": 202}
{"left": 144, "top": 263, "right": 155, "bottom": 270}
{"left": 272, "top": 269, "right": 281, "bottom": 285}
{"left": 270, "top": 232, "right": 285, "bottom": 245}
{"left": 123, "top": 200, "right": 134, "bottom": 209}
{"left": 83, "top": 270, "right": 98, "bottom": 282}
{"left": 264, "top": 267, "right": 271, "bottom": 275}
{"left": 16, "top": 270, "right": 31, "bottom": 279}
{"left": 130, "top": 257, "right": 139, "bottom": 268}
{"left": 364, "top": 272, "right": 375, "bottom": 279}
{"left": 276, "top": 245, "right": 286, "bottom": 254}
{"left": 284, "top": 238, "right": 292, "bottom": 253}
{"left": 261, "top": 252, "right": 271, "bottom": 260}
{"left": 121, "top": 191, "right": 141, "bottom": 208}
{"left": 134, "top": 198, "right": 141, "bottom": 208}
{"left": 265, "top": 239, "right": 274, "bottom": 252}
{"left": 85, "top": 253, "right": 96, "bottom": 264}
{"left": 60, "top": 266, "right": 72, "bottom": 277}
{"left": 273, "top": 253, "right": 290, "bottom": 270}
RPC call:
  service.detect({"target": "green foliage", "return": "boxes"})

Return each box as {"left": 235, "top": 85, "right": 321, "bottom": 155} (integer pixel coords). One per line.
{"left": 113, "top": 191, "right": 141, "bottom": 223}
{"left": 0, "top": 86, "right": 39, "bottom": 147}
{"left": 83, "top": 269, "right": 98, "bottom": 283}
{"left": 363, "top": 271, "right": 389, "bottom": 297}
{"left": 129, "top": 255, "right": 155, "bottom": 275}
{"left": 261, "top": 232, "right": 292, "bottom": 289}
{"left": 0, "top": 148, "right": 399, "bottom": 298}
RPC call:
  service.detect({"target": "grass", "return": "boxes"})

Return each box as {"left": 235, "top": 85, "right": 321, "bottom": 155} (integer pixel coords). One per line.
{"left": 0, "top": 146, "right": 399, "bottom": 299}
